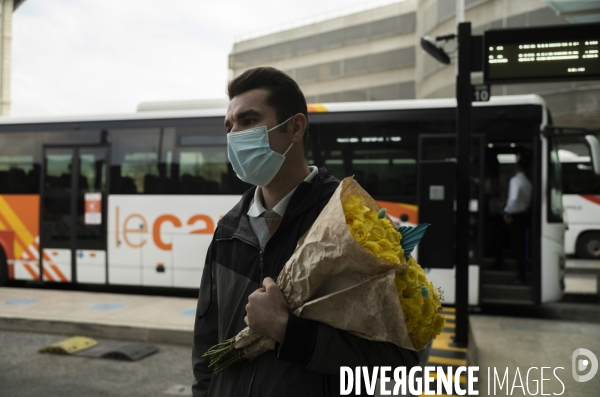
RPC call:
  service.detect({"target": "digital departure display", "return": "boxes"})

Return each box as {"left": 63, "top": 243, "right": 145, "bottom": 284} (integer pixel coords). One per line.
{"left": 484, "top": 23, "right": 600, "bottom": 84}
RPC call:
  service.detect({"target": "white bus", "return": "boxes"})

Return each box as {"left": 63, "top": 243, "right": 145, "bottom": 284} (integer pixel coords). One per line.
{"left": 1, "top": 95, "right": 597, "bottom": 305}
{"left": 559, "top": 138, "right": 600, "bottom": 259}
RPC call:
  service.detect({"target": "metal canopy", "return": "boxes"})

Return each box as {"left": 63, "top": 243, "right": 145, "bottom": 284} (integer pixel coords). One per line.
{"left": 543, "top": 0, "right": 600, "bottom": 23}
{"left": 14, "top": 0, "right": 27, "bottom": 11}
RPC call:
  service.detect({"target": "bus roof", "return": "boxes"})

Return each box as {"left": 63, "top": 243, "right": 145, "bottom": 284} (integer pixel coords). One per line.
{"left": 0, "top": 94, "right": 546, "bottom": 126}
{"left": 307, "top": 94, "right": 546, "bottom": 113}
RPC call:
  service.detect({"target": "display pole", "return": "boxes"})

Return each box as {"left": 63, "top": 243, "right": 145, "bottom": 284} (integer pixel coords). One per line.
{"left": 454, "top": 21, "right": 472, "bottom": 346}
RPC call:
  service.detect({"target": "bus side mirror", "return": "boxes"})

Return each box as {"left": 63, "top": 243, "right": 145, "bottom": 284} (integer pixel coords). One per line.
{"left": 584, "top": 135, "right": 600, "bottom": 175}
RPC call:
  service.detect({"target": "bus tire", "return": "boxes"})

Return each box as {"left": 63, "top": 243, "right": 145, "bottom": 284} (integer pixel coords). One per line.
{"left": 576, "top": 232, "right": 600, "bottom": 259}
{"left": 0, "top": 246, "right": 7, "bottom": 286}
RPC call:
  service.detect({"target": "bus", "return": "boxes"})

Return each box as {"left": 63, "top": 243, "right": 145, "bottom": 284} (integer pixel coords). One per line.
{"left": 559, "top": 138, "right": 600, "bottom": 259}
{"left": 1, "top": 95, "right": 597, "bottom": 305}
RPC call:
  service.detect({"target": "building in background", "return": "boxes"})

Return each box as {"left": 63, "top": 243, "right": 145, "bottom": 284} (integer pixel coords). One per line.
{"left": 418, "top": 0, "right": 600, "bottom": 130}
{"left": 229, "top": 0, "right": 600, "bottom": 131}
{"left": 0, "top": 0, "right": 25, "bottom": 116}
{"left": 228, "top": 0, "right": 418, "bottom": 104}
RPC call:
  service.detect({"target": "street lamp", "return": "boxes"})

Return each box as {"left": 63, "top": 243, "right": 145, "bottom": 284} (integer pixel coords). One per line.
{"left": 420, "top": 34, "right": 456, "bottom": 65}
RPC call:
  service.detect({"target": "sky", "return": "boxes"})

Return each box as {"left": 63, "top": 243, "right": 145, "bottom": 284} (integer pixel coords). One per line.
{"left": 11, "top": 0, "right": 403, "bottom": 117}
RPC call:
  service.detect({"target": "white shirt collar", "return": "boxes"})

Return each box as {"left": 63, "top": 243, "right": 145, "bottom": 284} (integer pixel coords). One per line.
{"left": 248, "top": 166, "right": 319, "bottom": 218}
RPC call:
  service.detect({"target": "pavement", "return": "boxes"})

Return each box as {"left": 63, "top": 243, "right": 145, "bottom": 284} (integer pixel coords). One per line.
{"left": 0, "top": 329, "right": 194, "bottom": 397}
{"left": 2, "top": 282, "right": 600, "bottom": 397}
{"left": 469, "top": 315, "right": 600, "bottom": 396}
{"left": 0, "top": 287, "right": 197, "bottom": 345}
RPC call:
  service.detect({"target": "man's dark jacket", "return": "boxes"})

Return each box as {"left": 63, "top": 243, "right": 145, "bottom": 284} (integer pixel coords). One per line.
{"left": 192, "top": 168, "right": 418, "bottom": 397}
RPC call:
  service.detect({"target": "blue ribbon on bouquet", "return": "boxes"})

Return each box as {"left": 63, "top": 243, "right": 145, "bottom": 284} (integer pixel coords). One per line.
{"left": 377, "top": 208, "right": 430, "bottom": 260}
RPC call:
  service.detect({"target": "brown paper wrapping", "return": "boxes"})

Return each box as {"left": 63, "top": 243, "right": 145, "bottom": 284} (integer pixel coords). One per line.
{"left": 235, "top": 177, "right": 417, "bottom": 360}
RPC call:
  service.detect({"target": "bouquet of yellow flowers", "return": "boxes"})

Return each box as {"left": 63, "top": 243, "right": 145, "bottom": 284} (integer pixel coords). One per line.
{"left": 343, "top": 195, "right": 445, "bottom": 350}
{"left": 203, "top": 177, "right": 444, "bottom": 373}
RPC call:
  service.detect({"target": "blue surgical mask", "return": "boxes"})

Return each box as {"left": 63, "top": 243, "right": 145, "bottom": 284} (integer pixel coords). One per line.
{"left": 227, "top": 117, "right": 294, "bottom": 187}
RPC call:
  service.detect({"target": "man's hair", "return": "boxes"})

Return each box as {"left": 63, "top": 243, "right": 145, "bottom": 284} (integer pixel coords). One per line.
{"left": 227, "top": 67, "right": 309, "bottom": 154}
{"left": 517, "top": 153, "right": 530, "bottom": 171}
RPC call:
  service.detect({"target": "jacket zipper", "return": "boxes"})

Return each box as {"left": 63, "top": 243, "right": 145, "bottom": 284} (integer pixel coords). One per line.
{"left": 217, "top": 222, "right": 282, "bottom": 397}
{"left": 245, "top": 224, "right": 282, "bottom": 396}
{"left": 259, "top": 251, "right": 264, "bottom": 285}
{"left": 216, "top": 234, "right": 264, "bottom": 397}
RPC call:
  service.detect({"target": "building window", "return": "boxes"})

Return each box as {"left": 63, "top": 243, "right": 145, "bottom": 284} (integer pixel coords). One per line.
{"left": 229, "top": 12, "right": 417, "bottom": 69}
{"left": 316, "top": 81, "right": 415, "bottom": 103}
{"left": 344, "top": 55, "right": 369, "bottom": 76}
{"left": 296, "top": 65, "right": 319, "bottom": 84}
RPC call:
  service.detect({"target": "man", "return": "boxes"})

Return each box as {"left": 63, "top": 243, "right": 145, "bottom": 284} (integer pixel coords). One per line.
{"left": 191, "top": 67, "right": 418, "bottom": 397}
{"left": 502, "top": 156, "right": 532, "bottom": 285}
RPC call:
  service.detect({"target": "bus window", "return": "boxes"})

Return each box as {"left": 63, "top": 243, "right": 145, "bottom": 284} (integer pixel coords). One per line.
{"left": 108, "top": 128, "right": 160, "bottom": 194}
{"left": 559, "top": 142, "right": 600, "bottom": 195}
{"left": 0, "top": 133, "right": 40, "bottom": 194}
{"left": 312, "top": 122, "right": 418, "bottom": 203}
{"left": 562, "top": 163, "right": 600, "bottom": 194}
{"left": 173, "top": 128, "right": 251, "bottom": 195}
{"left": 177, "top": 149, "right": 227, "bottom": 194}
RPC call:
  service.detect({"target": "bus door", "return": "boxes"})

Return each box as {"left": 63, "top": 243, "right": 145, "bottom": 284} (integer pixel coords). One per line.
{"left": 417, "top": 134, "right": 483, "bottom": 305}
{"left": 40, "top": 146, "right": 109, "bottom": 284}
{"left": 479, "top": 136, "right": 538, "bottom": 304}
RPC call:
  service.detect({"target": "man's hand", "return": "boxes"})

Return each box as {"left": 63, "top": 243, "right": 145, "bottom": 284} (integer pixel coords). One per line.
{"left": 245, "top": 277, "right": 289, "bottom": 343}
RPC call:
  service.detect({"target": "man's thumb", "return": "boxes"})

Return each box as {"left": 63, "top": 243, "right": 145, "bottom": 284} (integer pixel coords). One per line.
{"left": 262, "top": 277, "right": 277, "bottom": 291}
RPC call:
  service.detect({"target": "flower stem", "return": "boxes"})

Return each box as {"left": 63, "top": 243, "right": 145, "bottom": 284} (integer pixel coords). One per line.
{"left": 202, "top": 337, "right": 246, "bottom": 373}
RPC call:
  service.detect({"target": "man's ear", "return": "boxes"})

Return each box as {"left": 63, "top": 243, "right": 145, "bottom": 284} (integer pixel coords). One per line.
{"left": 289, "top": 113, "right": 307, "bottom": 144}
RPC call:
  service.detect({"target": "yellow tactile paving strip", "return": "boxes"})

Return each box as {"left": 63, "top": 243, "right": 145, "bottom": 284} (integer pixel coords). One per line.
{"left": 420, "top": 307, "right": 467, "bottom": 397}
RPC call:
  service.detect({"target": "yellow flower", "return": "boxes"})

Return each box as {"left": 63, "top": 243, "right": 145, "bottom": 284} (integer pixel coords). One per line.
{"left": 378, "top": 217, "right": 393, "bottom": 228}
{"left": 376, "top": 239, "right": 394, "bottom": 252}
{"left": 362, "top": 241, "right": 380, "bottom": 255}
{"left": 404, "top": 265, "right": 419, "bottom": 284}
{"left": 386, "top": 228, "right": 401, "bottom": 245}
{"left": 433, "top": 314, "right": 446, "bottom": 335}
{"left": 345, "top": 211, "right": 364, "bottom": 224}
{"left": 367, "top": 225, "right": 386, "bottom": 241}
{"left": 365, "top": 210, "right": 379, "bottom": 224}
{"left": 378, "top": 251, "right": 401, "bottom": 264}
{"left": 395, "top": 275, "right": 407, "bottom": 293}
{"left": 349, "top": 220, "right": 370, "bottom": 243}
{"left": 408, "top": 256, "right": 418, "bottom": 267}
{"left": 421, "top": 299, "right": 435, "bottom": 321}
{"left": 417, "top": 270, "right": 428, "bottom": 284}
{"left": 393, "top": 246, "right": 406, "bottom": 263}
{"left": 342, "top": 196, "right": 363, "bottom": 213}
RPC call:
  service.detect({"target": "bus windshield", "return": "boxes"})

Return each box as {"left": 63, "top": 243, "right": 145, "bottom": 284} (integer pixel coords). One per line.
{"left": 559, "top": 141, "right": 600, "bottom": 195}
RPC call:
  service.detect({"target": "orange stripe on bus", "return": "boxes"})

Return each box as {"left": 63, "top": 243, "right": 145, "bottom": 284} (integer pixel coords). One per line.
{"left": 307, "top": 104, "right": 328, "bottom": 113}
{"left": 0, "top": 210, "right": 34, "bottom": 259}
{"left": 33, "top": 241, "right": 42, "bottom": 257}
{"left": 26, "top": 245, "right": 39, "bottom": 261}
{"left": 0, "top": 196, "right": 35, "bottom": 243}
{"left": 50, "top": 265, "right": 68, "bottom": 282}
{"left": 23, "top": 263, "right": 40, "bottom": 280}
{"left": 581, "top": 195, "right": 600, "bottom": 205}
{"left": 30, "top": 241, "right": 53, "bottom": 263}
{"left": 42, "top": 267, "right": 55, "bottom": 282}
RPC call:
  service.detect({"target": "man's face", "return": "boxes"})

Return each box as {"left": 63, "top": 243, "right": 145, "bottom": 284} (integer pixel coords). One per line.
{"left": 224, "top": 88, "right": 291, "bottom": 155}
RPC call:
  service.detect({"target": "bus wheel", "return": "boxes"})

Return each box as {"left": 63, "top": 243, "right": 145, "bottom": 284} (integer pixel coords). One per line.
{"left": 577, "top": 232, "right": 600, "bottom": 259}
{"left": 0, "top": 247, "right": 7, "bottom": 286}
